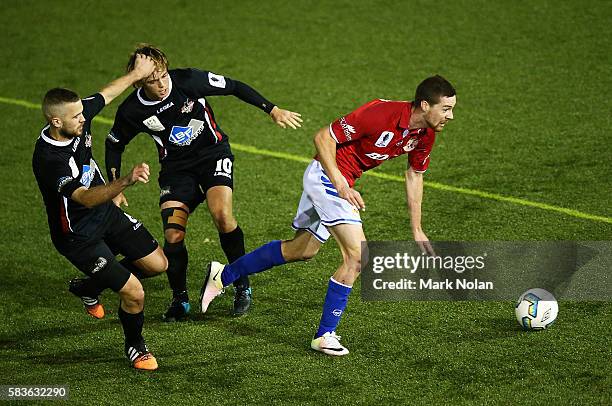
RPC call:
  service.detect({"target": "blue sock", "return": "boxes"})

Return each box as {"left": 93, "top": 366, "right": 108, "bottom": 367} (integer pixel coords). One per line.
{"left": 220, "top": 240, "right": 286, "bottom": 287}
{"left": 315, "top": 278, "right": 352, "bottom": 338}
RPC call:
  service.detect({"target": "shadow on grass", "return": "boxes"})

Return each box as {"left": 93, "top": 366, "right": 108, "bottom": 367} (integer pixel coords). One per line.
{"left": 0, "top": 319, "right": 119, "bottom": 351}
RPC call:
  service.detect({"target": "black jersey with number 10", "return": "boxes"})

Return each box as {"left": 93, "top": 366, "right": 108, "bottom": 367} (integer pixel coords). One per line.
{"left": 107, "top": 68, "right": 267, "bottom": 178}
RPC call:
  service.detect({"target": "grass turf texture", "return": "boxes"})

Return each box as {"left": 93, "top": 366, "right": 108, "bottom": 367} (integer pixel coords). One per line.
{"left": 0, "top": 0, "right": 610, "bottom": 404}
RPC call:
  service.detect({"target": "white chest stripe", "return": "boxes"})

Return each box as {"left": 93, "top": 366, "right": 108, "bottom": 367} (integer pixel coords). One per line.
{"left": 68, "top": 157, "right": 79, "bottom": 178}
{"left": 63, "top": 196, "right": 73, "bottom": 232}
{"left": 150, "top": 134, "right": 164, "bottom": 148}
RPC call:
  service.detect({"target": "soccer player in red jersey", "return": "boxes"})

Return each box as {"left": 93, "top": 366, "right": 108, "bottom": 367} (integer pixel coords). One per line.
{"left": 200, "top": 75, "right": 456, "bottom": 355}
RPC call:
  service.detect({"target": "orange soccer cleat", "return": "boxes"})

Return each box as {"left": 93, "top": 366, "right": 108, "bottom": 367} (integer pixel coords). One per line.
{"left": 132, "top": 353, "right": 158, "bottom": 371}
{"left": 68, "top": 278, "right": 105, "bottom": 319}
{"left": 84, "top": 302, "right": 105, "bottom": 319}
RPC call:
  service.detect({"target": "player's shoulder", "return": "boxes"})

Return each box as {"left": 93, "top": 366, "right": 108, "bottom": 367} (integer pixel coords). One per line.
{"left": 170, "top": 67, "right": 202, "bottom": 81}
{"left": 33, "top": 130, "right": 71, "bottom": 166}
{"left": 116, "top": 88, "right": 140, "bottom": 110}
{"left": 353, "top": 99, "right": 409, "bottom": 122}
{"left": 368, "top": 98, "right": 410, "bottom": 110}
{"left": 81, "top": 93, "right": 105, "bottom": 106}
{"left": 354, "top": 98, "right": 408, "bottom": 113}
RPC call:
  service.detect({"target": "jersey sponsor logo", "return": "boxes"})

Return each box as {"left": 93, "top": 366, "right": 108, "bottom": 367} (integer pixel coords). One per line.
{"left": 339, "top": 117, "right": 356, "bottom": 141}
{"left": 181, "top": 100, "right": 195, "bottom": 114}
{"left": 57, "top": 176, "right": 73, "bottom": 192}
{"left": 80, "top": 162, "right": 96, "bottom": 188}
{"left": 107, "top": 131, "right": 120, "bottom": 143}
{"left": 85, "top": 134, "right": 92, "bottom": 148}
{"left": 403, "top": 138, "right": 419, "bottom": 152}
{"left": 365, "top": 152, "right": 389, "bottom": 160}
{"left": 208, "top": 72, "right": 226, "bottom": 88}
{"left": 169, "top": 119, "right": 205, "bottom": 146}
{"left": 143, "top": 115, "right": 165, "bottom": 132}
{"left": 156, "top": 101, "right": 174, "bottom": 114}
{"left": 375, "top": 131, "right": 394, "bottom": 148}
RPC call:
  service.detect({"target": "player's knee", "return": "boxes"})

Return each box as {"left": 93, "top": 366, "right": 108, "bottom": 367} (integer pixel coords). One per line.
{"left": 300, "top": 244, "right": 321, "bottom": 261}
{"left": 211, "top": 209, "right": 237, "bottom": 233}
{"left": 164, "top": 228, "right": 185, "bottom": 244}
{"left": 343, "top": 248, "right": 362, "bottom": 271}
{"left": 161, "top": 207, "right": 188, "bottom": 243}
{"left": 120, "top": 281, "right": 145, "bottom": 310}
{"left": 282, "top": 238, "right": 317, "bottom": 262}
{"left": 150, "top": 248, "right": 168, "bottom": 273}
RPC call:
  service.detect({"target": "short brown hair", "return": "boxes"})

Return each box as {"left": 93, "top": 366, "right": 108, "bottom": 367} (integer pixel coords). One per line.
{"left": 414, "top": 75, "right": 456, "bottom": 107}
{"left": 42, "top": 88, "right": 80, "bottom": 120}
{"left": 127, "top": 43, "right": 168, "bottom": 73}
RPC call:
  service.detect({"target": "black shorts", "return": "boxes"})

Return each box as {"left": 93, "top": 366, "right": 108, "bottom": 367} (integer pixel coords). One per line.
{"left": 60, "top": 206, "right": 158, "bottom": 292}
{"left": 158, "top": 153, "right": 234, "bottom": 212}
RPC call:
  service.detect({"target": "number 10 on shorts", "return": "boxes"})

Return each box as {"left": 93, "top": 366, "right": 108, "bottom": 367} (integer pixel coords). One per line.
{"left": 214, "top": 158, "right": 233, "bottom": 178}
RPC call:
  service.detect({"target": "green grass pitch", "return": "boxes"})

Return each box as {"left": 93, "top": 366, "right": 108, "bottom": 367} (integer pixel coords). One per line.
{"left": 0, "top": 1, "right": 610, "bottom": 404}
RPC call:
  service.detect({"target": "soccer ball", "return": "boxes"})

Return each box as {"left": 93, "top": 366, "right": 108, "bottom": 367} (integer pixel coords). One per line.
{"left": 515, "top": 288, "right": 558, "bottom": 330}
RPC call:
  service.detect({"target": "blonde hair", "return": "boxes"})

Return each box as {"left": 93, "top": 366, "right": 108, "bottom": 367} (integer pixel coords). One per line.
{"left": 127, "top": 43, "right": 168, "bottom": 74}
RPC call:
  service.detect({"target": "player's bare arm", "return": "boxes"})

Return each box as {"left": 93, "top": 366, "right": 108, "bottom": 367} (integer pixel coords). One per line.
{"left": 313, "top": 126, "right": 365, "bottom": 210}
{"left": 404, "top": 166, "right": 435, "bottom": 256}
{"left": 269, "top": 106, "right": 303, "bottom": 129}
{"left": 112, "top": 191, "right": 129, "bottom": 208}
{"left": 99, "top": 55, "right": 156, "bottom": 105}
{"left": 71, "top": 163, "right": 150, "bottom": 208}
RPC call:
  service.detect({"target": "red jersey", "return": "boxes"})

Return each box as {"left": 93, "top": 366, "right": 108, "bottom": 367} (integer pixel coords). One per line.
{"left": 324, "top": 99, "right": 435, "bottom": 187}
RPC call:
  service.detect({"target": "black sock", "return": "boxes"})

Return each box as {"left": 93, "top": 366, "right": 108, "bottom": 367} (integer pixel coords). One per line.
{"left": 118, "top": 306, "right": 144, "bottom": 349}
{"left": 164, "top": 240, "right": 188, "bottom": 296}
{"left": 80, "top": 277, "right": 106, "bottom": 298}
{"left": 219, "top": 226, "right": 249, "bottom": 290}
{"left": 118, "top": 258, "right": 151, "bottom": 280}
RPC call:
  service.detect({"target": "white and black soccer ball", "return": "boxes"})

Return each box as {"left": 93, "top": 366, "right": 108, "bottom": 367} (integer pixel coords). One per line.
{"left": 515, "top": 288, "right": 558, "bottom": 330}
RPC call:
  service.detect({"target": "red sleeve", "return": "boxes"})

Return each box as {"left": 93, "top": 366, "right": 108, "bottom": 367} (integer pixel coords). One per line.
{"left": 408, "top": 130, "right": 436, "bottom": 173}
{"left": 329, "top": 99, "right": 385, "bottom": 144}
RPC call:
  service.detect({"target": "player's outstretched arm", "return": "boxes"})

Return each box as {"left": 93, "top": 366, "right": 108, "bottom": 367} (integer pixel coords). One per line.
{"left": 71, "top": 163, "right": 150, "bottom": 208}
{"left": 98, "top": 55, "right": 156, "bottom": 105}
{"left": 227, "top": 79, "right": 302, "bottom": 129}
{"left": 269, "top": 106, "right": 303, "bottom": 129}
{"left": 405, "top": 167, "right": 435, "bottom": 256}
{"left": 314, "top": 126, "right": 365, "bottom": 210}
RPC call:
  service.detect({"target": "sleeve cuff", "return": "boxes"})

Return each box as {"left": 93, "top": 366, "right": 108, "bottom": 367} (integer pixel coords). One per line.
{"left": 328, "top": 124, "right": 340, "bottom": 143}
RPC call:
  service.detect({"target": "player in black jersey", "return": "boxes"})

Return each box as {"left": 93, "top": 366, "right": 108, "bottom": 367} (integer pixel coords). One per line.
{"left": 105, "top": 44, "right": 303, "bottom": 320}
{"left": 32, "top": 55, "right": 168, "bottom": 371}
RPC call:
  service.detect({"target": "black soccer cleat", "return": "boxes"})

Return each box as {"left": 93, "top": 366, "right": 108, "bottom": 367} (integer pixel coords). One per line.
{"left": 162, "top": 294, "right": 191, "bottom": 322}
{"left": 231, "top": 287, "right": 252, "bottom": 317}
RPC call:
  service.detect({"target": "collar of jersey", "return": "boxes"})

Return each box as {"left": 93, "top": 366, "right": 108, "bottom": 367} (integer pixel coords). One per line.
{"left": 137, "top": 75, "right": 173, "bottom": 106}
{"left": 399, "top": 102, "right": 427, "bottom": 136}
{"left": 40, "top": 125, "right": 73, "bottom": 147}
